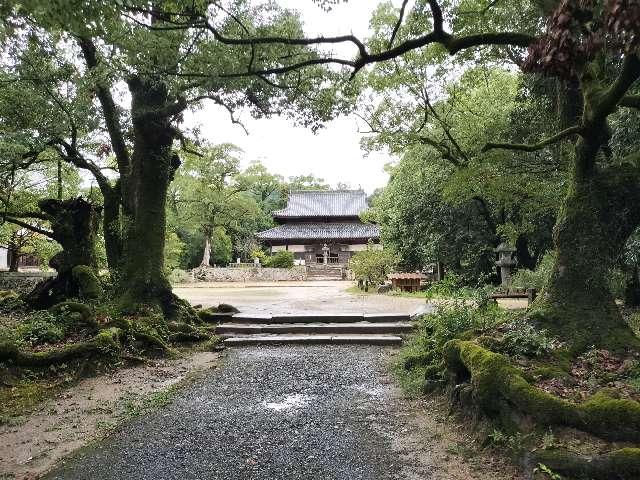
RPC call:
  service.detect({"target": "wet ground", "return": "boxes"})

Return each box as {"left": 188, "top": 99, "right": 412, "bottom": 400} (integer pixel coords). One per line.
{"left": 174, "top": 281, "right": 427, "bottom": 315}
{"left": 43, "top": 346, "right": 502, "bottom": 480}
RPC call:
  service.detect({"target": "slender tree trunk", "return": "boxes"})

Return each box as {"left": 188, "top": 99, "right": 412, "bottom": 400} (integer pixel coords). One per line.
{"left": 7, "top": 236, "right": 19, "bottom": 272}
{"left": 200, "top": 234, "right": 211, "bottom": 267}
{"left": 118, "top": 77, "right": 181, "bottom": 313}
{"left": 531, "top": 133, "right": 640, "bottom": 350}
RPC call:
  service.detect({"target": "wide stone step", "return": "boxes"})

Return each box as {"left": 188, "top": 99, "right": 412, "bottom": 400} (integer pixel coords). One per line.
{"left": 223, "top": 334, "right": 403, "bottom": 346}
{"left": 228, "top": 313, "right": 411, "bottom": 324}
{"left": 217, "top": 322, "right": 414, "bottom": 335}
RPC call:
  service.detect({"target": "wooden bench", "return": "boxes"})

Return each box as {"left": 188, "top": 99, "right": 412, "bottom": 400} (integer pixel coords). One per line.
{"left": 489, "top": 287, "right": 537, "bottom": 305}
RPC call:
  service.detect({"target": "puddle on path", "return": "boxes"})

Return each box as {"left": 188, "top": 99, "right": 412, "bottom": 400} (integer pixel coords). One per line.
{"left": 262, "top": 394, "right": 311, "bottom": 412}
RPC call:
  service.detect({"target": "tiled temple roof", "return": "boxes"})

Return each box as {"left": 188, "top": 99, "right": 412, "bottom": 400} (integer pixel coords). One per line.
{"left": 273, "top": 190, "right": 369, "bottom": 218}
{"left": 256, "top": 222, "right": 380, "bottom": 241}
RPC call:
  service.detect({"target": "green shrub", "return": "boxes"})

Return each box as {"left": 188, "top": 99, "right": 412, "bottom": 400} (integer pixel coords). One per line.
{"left": 398, "top": 301, "right": 506, "bottom": 382}
{"left": 510, "top": 251, "right": 555, "bottom": 290}
{"left": 264, "top": 251, "right": 294, "bottom": 268}
{"left": 16, "top": 311, "right": 66, "bottom": 346}
{"left": 349, "top": 243, "right": 397, "bottom": 287}
{"left": 168, "top": 268, "right": 191, "bottom": 284}
{"left": 498, "top": 318, "right": 558, "bottom": 357}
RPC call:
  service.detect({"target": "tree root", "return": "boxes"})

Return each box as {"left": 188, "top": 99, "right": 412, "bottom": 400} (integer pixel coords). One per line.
{"left": 444, "top": 340, "right": 640, "bottom": 442}
{"left": 0, "top": 328, "right": 122, "bottom": 367}
{"left": 49, "top": 301, "right": 98, "bottom": 329}
{"left": 532, "top": 447, "right": 640, "bottom": 480}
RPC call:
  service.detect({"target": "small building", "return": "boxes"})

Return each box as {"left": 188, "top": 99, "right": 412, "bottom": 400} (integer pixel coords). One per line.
{"left": 256, "top": 190, "right": 381, "bottom": 265}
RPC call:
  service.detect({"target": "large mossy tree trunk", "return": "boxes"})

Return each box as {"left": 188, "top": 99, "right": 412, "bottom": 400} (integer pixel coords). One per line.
{"left": 117, "top": 77, "right": 182, "bottom": 315}
{"left": 26, "top": 198, "right": 101, "bottom": 307}
{"left": 531, "top": 131, "right": 640, "bottom": 351}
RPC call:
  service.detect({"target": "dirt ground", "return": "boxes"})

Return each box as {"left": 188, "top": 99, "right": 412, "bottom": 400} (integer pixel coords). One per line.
{"left": 174, "top": 281, "right": 428, "bottom": 315}
{"left": 0, "top": 352, "right": 220, "bottom": 480}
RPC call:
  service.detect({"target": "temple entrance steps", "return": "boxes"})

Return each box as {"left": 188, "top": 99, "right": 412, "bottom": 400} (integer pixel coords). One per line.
{"left": 306, "top": 264, "right": 344, "bottom": 281}
{"left": 218, "top": 313, "right": 413, "bottom": 346}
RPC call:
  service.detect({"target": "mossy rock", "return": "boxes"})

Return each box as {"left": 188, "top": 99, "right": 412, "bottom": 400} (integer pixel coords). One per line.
{"left": 217, "top": 303, "right": 239, "bottom": 314}
{"left": 444, "top": 340, "right": 640, "bottom": 442}
{"left": 49, "top": 302, "right": 97, "bottom": 329}
{"left": 198, "top": 307, "right": 235, "bottom": 323}
{"left": 72, "top": 265, "right": 103, "bottom": 299}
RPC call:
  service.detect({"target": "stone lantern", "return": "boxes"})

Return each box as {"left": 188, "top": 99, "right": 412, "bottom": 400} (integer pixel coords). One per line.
{"left": 495, "top": 243, "right": 517, "bottom": 286}
{"left": 321, "top": 243, "right": 330, "bottom": 265}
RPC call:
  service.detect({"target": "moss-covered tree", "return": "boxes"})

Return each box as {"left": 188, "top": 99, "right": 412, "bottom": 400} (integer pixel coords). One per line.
{"left": 0, "top": 1, "right": 354, "bottom": 317}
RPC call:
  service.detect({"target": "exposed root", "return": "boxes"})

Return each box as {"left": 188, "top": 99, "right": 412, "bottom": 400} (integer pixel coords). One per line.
{"left": 49, "top": 301, "right": 98, "bottom": 329}
{"left": 0, "top": 328, "right": 122, "bottom": 367}
{"left": 533, "top": 447, "right": 640, "bottom": 480}
{"left": 444, "top": 340, "right": 640, "bottom": 442}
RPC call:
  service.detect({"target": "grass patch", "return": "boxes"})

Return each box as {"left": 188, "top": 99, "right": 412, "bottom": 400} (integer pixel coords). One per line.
{"left": 0, "top": 379, "right": 63, "bottom": 422}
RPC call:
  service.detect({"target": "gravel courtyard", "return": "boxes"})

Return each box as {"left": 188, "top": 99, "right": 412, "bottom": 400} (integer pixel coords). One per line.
{"left": 174, "top": 281, "right": 427, "bottom": 315}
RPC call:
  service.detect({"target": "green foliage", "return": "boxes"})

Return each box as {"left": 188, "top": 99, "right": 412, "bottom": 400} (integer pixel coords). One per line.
{"left": 398, "top": 301, "right": 506, "bottom": 384}
{"left": 510, "top": 251, "right": 556, "bottom": 290}
{"left": 533, "top": 464, "right": 562, "bottom": 480}
{"left": 349, "top": 243, "right": 397, "bottom": 287}
{"left": 168, "top": 268, "right": 191, "bottom": 284}
{"left": 16, "top": 311, "right": 65, "bottom": 346}
{"left": 264, "top": 251, "right": 294, "bottom": 268}
{"left": 498, "top": 318, "right": 559, "bottom": 357}
{"left": 168, "top": 145, "right": 266, "bottom": 267}
{"left": 164, "top": 231, "right": 185, "bottom": 273}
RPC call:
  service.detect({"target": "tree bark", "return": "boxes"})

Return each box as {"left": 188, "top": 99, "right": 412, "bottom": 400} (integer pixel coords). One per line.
{"left": 7, "top": 234, "right": 20, "bottom": 272}
{"left": 26, "top": 198, "right": 101, "bottom": 307}
{"left": 117, "top": 77, "right": 182, "bottom": 314}
{"left": 200, "top": 234, "right": 211, "bottom": 267}
{"left": 625, "top": 266, "right": 640, "bottom": 307}
{"left": 531, "top": 133, "right": 640, "bottom": 351}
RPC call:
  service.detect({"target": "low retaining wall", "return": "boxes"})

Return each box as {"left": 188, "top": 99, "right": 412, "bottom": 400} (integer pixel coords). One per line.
{"left": 190, "top": 266, "right": 307, "bottom": 282}
{"left": 0, "top": 271, "right": 55, "bottom": 293}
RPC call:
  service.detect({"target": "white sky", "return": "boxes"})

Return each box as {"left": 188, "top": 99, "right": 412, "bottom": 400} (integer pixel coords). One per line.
{"left": 185, "top": 1, "right": 401, "bottom": 193}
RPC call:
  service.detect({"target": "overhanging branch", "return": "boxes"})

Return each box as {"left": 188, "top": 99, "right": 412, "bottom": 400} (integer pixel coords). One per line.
{"left": 620, "top": 94, "right": 640, "bottom": 110}
{"left": 482, "top": 126, "right": 584, "bottom": 153}
{"left": 0, "top": 215, "right": 54, "bottom": 239}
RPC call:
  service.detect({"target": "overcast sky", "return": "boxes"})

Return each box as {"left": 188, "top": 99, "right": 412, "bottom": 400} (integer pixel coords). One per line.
{"left": 185, "top": 1, "right": 401, "bottom": 193}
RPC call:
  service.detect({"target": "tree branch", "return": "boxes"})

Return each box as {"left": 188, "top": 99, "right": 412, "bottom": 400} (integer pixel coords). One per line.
{"left": 77, "top": 36, "right": 130, "bottom": 172}
{"left": 388, "top": 0, "right": 410, "bottom": 49}
{"left": 0, "top": 216, "right": 54, "bottom": 239}
{"left": 482, "top": 126, "right": 584, "bottom": 152}
{"left": 620, "top": 94, "right": 640, "bottom": 110}
{"left": 187, "top": 95, "right": 249, "bottom": 134}
{"left": 596, "top": 53, "right": 640, "bottom": 118}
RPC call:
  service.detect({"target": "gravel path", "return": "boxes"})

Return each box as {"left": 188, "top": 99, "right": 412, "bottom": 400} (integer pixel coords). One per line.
{"left": 44, "top": 346, "right": 435, "bottom": 480}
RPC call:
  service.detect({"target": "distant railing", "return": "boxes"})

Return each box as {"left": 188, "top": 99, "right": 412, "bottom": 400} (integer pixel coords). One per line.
{"left": 328, "top": 257, "right": 340, "bottom": 264}
{"left": 227, "top": 262, "right": 261, "bottom": 268}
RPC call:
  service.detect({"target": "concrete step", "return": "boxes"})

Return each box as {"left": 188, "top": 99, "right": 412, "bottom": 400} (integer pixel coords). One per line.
{"left": 228, "top": 313, "right": 411, "bottom": 324}
{"left": 217, "top": 322, "right": 414, "bottom": 335}
{"left": 223, "top": 334, "right": 403, "bottom": 346}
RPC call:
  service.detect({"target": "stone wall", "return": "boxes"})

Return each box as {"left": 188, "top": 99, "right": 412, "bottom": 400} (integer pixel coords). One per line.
{"left": 190, "top": 266, "right": 307, "bottom": 282}
{"left": 0, "top": 271, "right": 55, "bottom": 293}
